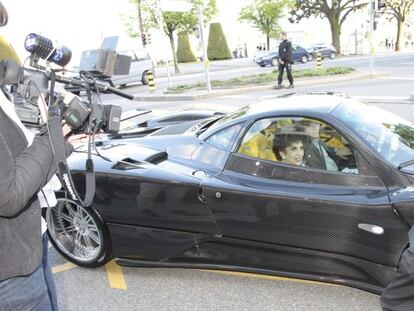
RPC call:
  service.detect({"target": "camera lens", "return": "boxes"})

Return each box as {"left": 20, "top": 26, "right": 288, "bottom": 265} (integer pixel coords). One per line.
{"left": 24, "top": 33, "right": 72, "bottom": 67}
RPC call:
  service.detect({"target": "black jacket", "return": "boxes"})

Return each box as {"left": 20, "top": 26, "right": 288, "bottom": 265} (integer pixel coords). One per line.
{"left": 278, "top": 39, "right": 292, "bottom": 63}
{"left": 304, "top": 140, "right": 337, "bottom": 170}
{"left": 0, "top": 105, "right": 72, "bottom": 281}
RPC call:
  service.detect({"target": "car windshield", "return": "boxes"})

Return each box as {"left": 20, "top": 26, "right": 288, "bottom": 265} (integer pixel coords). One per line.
{"left": 196, "top": 106, "right": 250, "bottom": 137}
{"left": 332, "top": 100, "right": 414, "bottom": 171}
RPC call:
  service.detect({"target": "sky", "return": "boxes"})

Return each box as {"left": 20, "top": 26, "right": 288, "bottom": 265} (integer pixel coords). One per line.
{"left": 0, "top": 0, "right": 337, "bottom": 65}
{"left": 1, "top": 0, "right": 134, "bottom": 64}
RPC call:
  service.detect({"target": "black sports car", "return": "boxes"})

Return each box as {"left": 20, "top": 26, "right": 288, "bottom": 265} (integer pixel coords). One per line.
{"left": 47, "top": 93, "right": 414, "bottom": 294}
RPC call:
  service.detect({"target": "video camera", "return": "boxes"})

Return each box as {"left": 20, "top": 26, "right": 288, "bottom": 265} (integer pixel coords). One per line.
{"left": 0, "top": 33, "right": 133, "bottom": 134}
{"left": 0, "top": 33, "right": 134, "bottom": 208}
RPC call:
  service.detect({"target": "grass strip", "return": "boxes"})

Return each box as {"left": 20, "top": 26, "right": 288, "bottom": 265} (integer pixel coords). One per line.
{"left": 168, "top": 66, "right": 355, "bottom": 92}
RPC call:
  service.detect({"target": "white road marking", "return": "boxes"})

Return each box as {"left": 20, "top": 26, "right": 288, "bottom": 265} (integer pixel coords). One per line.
{"left": 380, "top": 76, "right": 414, "bottom": 81}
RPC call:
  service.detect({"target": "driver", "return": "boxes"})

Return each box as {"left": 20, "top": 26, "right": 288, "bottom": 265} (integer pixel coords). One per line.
{"left": 299, "top": 119, "right": 351, "bottom": 171}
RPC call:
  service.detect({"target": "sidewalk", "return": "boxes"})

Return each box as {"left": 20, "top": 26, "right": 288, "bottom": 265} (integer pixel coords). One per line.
{"left": 132, "top": 71, "right": 387, "bottom": 102}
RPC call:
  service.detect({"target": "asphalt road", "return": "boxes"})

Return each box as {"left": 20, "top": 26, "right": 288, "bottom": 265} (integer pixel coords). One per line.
{"left": 129, "top": 51, "right": 414, "bottom": 96}
{"left": 50, "top": 255, "right": 381, "bottom": 311}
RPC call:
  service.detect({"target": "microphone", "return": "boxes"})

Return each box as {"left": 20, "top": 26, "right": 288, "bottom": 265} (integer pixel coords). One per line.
{"left": 24, "top": 33, "right": 72, "bottom": 67}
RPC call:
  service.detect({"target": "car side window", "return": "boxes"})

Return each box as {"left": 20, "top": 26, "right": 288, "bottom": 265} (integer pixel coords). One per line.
{"left": 205, "top": 123, "right": 243, "bottom": 151}
{"left": 119, "top": 50, "right": 137, "bottom": 62}
{"left": 237, "top": 117, "right": 359, "bottom": 174}
{"left": 134, "top": 50, "right": 150, "bottom": 61}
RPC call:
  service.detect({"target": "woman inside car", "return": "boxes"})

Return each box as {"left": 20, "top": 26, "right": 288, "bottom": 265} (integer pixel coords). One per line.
{"left": 273, "top": 133, "right": 307, "bottom": 167}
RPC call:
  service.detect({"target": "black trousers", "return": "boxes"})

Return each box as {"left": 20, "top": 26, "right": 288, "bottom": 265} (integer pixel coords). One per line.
{"left": 380, "top": 226, "right": 414, "bottom": 311}
{"left": 277, "top": 62, "right": 293, "bottom": 85}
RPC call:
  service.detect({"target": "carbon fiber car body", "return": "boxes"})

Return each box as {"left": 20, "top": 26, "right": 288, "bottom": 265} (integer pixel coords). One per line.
{"left": 53, "top": 93, "right": 414, "bottom": 294}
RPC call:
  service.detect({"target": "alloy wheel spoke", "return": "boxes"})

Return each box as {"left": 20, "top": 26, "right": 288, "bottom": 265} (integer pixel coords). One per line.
{"left": 88, "top": 230, "right": 100, "bottom": 245}
{"left": 83, "top": 235, "right": 95, "bottom": 249}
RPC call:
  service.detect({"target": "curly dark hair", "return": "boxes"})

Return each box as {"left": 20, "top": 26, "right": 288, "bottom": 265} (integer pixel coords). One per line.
{"left": 0, "top": 1, "right": 8, "bottom": 27}
{"left": 273, "top": 134, "right": 308, "bottom": 161}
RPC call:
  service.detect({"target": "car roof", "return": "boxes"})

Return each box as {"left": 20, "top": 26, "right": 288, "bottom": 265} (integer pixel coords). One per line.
{"left": 241, "top": 93, "right": 344, "bottom": 118}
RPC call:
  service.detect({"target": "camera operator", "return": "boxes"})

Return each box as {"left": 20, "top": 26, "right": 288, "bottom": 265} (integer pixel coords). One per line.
{"left": 0, "top": 2, "right": 73, "bottom": 310}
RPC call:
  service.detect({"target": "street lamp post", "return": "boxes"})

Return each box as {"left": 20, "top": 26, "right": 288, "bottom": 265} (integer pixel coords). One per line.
{"left": 198, "top": 4, "right": 211, "bottom": 92}
{"left": 369, "top": 0, "right": 374, "bottom": 74}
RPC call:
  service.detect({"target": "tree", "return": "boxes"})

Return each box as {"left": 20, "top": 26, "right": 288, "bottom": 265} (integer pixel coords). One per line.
{"left": 289, "top": 0, "right": 366, "bottom": 54}
{"left": 177, "top": 32, "right": 196, "bottom": 63}
{"left": 377, "top": 0, "right": 414, "bottom": 51}
{"left": 239, "top": 0, "right": 293, "bottom": 50}
{"left": 125, "top": 0, "right": 217, "bottom": 74}
{"left": 207, "top": 23, "right": 231, "bottom": 60}
{"left": 122, "top": 0, "right": 151, "bottom": 48}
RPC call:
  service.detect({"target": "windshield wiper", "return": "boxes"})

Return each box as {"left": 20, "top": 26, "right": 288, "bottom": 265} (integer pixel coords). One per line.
{"left": 398, "top": 160, "right": 414, "bottom": 170}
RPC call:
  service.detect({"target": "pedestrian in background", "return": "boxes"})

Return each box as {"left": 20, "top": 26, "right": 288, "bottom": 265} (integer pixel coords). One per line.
{"left": 275, "top": 31, "right": 294, "bottom": 89}
{"left": 0, "top": 1, "right": 73, "bottom": 310}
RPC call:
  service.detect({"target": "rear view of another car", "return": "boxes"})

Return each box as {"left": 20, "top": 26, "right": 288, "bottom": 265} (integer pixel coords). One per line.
{"left": 311, "top": 43, "right": 337, "bottom": 59}
{"left": 291, "top": 44, "right": 312, "bottom": 63}
{"left": 111, "top": 49, "right": 155, "bottom": 87}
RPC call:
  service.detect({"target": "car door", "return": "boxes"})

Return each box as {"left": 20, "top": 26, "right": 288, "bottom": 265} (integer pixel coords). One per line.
{"left": 201, "top": 116, "right": 408, "bottom": 269}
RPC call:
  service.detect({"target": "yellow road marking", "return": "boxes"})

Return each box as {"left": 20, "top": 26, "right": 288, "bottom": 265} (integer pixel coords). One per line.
{"left": 105, "top": 260, "right": 128, "bottom": 290}
{"left": 200, "top": 269, "right": 338, "bottom": 287}
{"left": 52, "top": 262, "right": 77, "bottom": 274}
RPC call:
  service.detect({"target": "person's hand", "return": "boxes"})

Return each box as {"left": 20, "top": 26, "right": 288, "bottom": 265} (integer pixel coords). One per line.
{"left": 336, "top": 147, "right": 352, "bottom": 159}
{"left": 61, "top": 122, "right": 72, "bottom": 138}
{"left": 279, "top": 59, "right": 284, "bottom": 65}
{"left": 67, "top": 133, "right": 89, "bottom": 143}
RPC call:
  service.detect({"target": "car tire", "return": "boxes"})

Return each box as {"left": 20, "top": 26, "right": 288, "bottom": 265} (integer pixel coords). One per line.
{"left": 46, "top": 196, "right": 112, "bottom": 268}
{"left": 329, "top": 52, "right": 336, "bottom": 59}
{"left": 301, "top": 55, "right": 308, "bottom": 63}
{"left": 307, "top": 54, "right": 313, "bottom": 61}
{"left": 142, "top": 71, "right": 149, "bottom": 85}
{"left": 271, "top": 58, "right": 278, "bottom": 67}
{"left": 259, "top": 64, "right": 266, "bottom": 67}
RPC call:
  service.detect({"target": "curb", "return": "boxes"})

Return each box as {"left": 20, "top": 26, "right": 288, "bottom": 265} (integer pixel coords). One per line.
{"left": 132, "top": 72, "right": 387, "bottom": 102}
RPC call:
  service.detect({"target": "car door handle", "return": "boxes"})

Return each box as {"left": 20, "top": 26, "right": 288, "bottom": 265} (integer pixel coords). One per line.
{"left": 358, "top": 223, "right": 384, "bottom": 235}
{"left": 198, "top": 188, "right": 206, "bottom": 203}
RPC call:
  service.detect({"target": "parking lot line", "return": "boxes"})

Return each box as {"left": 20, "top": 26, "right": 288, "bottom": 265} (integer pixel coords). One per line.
{"left": 200, "top": 270, "right": 338, "bottom": 286}
{"left": 52, "top": 262, "right": 77, "bottom": 274}
{"left": 105, "top": 260, "right": 128, "bottom": 290}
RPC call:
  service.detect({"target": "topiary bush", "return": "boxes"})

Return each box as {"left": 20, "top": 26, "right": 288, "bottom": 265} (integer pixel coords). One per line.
{"left": 177, "top": 32, "right": 196, "bottom": 63}
{"left": 207, "top": 23, "right": 231, "bottom": 60}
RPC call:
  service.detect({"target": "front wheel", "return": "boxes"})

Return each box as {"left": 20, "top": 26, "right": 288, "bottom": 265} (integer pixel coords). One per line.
{"left": 301, "top": 55, "right": 308, "bottom": 63}
{"left": 46, "top": 198, "right": 112, "bottom": 268}
{"left": 329, "top": 52, "right": 336, "bottom": 59}
{"left": 271, "top": 58, "right": 278, "bottom": 67}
